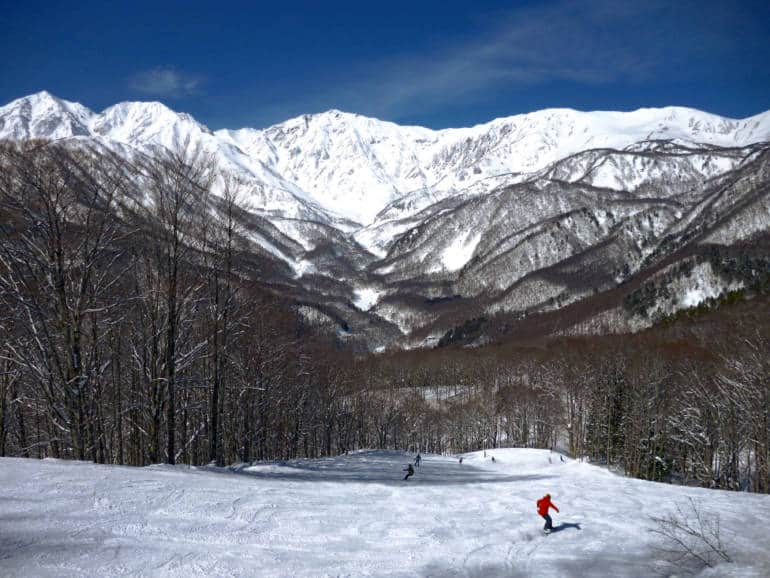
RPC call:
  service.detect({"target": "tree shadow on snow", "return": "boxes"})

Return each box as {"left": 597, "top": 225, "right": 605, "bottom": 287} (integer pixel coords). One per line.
{"left": 208, "top": 451, "right": 558, "bottom": 486}
{"left": 553, "top": 546, "right": 664, "bottom": 577}
{"left": 421, "top": 560, "right": 529, "bottom": 578}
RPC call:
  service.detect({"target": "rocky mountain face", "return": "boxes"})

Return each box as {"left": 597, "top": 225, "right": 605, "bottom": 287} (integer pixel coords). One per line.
{"left": 2, "top": 91, "right": 769, "bottom": 349}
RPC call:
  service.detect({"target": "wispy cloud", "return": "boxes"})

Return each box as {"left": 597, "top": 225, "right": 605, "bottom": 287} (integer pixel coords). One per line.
{"left": 294, "top": 0, "right": 756, "bottom": 120}
{"left": 129, "top": 67, "right": 203, "bottom": 98}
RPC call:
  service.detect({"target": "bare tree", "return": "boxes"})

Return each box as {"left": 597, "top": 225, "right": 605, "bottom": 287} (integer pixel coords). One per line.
{"left": 650, "top": 497, "right": 732, "bottom": 572}
{"left": 0, "top": 141, "right": 129, "bottom": 460}
{"left": 140, "top": 140, "right": 214, "bottom": 464}
{"left": 205, "top": 175, "right": 242, "bottom": 466}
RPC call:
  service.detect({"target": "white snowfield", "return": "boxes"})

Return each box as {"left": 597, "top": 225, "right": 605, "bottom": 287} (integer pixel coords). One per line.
{"left": 1, "top": 449, "right": 769, "bottom": 577}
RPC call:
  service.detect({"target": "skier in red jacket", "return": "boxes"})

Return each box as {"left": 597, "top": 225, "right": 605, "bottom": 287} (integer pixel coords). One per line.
{"left": 537, "top": 493, "right": 559, "bottom": 533}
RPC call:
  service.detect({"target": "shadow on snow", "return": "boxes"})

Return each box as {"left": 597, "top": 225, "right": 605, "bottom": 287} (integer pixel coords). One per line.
{"left": 205, "top": 450, "right": 558, "bottom": 486}
{"left": 550, "top": 522, "right": 582, "bottom": 533}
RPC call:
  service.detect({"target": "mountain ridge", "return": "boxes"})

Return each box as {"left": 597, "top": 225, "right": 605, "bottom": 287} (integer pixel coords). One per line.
{"left": 2, "top": 91, "right": 769, "bottom": 349}
{"left": 3, "top": 91, "right": 769, "bottom": 229}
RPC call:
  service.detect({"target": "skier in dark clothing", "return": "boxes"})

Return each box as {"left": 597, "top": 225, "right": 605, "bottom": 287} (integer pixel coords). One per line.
{"left": 403, "top": 464, "right": 415, "bottom": 481}
{"left": 415, "top": 454, "right": 422, "bottom": 467}
{"left": 537, "top": 493, "right": 559, "bottom": 533}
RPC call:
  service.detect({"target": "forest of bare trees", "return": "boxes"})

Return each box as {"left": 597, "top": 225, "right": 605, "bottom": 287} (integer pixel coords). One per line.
{"left": 1, "top": 140, "right": 768, "bottom": 495}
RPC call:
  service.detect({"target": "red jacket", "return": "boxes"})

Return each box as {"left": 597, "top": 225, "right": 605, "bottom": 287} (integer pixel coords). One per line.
{"left": 537, "top": 496, "right": 558, "bottom": 517}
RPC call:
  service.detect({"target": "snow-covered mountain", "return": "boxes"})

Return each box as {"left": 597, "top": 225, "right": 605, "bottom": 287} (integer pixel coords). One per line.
{"left": 0, "top": 91, "right": 93, "bottom": 140}
{"left": 4, "top": 92, "right": 769, "bottom": 228}
{"left": 220, "top": 104, "right": 770, "bottom": 229}
{"left": 2, "top": 91, "right": 769, "bottom": 348}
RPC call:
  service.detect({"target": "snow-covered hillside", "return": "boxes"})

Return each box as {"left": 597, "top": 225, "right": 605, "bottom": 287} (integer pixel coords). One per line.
{"left": 2, "top": 91, "right": 769, "bottom": 347}
{"left": 1, "top": 450, "right": 769, "bottom": 577}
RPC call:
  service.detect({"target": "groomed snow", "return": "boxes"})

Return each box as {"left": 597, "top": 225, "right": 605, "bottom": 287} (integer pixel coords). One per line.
{"left": 2, "top": 449, "right": 769, "bottom": 577}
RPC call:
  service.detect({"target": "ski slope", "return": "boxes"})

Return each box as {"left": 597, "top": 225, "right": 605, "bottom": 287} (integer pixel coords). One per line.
{"left": 1, "top": 449, "right": 769, "bottom": 577}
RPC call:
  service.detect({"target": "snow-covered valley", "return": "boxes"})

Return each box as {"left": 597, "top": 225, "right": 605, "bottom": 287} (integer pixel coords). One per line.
{"left": 2, "top": 449, "right": 769, "bottom": 577}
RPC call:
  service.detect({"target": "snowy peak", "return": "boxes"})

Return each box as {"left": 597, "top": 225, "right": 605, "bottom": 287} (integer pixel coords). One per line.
{"left": 253, "top": 109, "right": 436, "bottom": 224}
{"left": 730, "top": 109, "right": 770, "bottom": 144}
{"left": 0, "top": 92, "right": 215, "bottom": 152}
{"left": 0, "top": 91, "right": 94, "bottom": 140}
{"left": 92, "top": 100, "right": 213, "bottom": 150}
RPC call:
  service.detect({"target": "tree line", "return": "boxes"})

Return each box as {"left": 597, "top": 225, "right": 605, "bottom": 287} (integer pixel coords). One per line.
{"left": 0, "top": 139, "right": 347, "bottom": 467}
{"left": 0, "top": 139, "right": 767, "bottom": 494}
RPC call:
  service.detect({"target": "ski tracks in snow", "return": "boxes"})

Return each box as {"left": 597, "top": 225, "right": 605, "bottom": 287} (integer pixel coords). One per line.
{"left": 3, "top": 451, "right": 770, "bottom": 577}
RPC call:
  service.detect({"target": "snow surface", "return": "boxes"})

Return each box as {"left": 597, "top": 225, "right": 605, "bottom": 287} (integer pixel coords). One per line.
{"left": 2, "top": 449, "right": 769, "bottom": 577}
{"left": 439, "top": 230, "right": 483, "bottom": 272}
{"left": 681, "top": 288, "right": 715, "bottom": 308}
{"left": 353, "top": 286, "right": 383, "bottom": 311}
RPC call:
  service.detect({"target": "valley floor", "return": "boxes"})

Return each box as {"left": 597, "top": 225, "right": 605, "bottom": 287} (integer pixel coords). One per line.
{"left": 1, "top": 449, "right": 769, "bottom": 577}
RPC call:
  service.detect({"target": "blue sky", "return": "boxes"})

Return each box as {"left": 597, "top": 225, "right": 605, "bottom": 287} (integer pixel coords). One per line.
{"left": 1, "top": 0, "right": 768, "bottom": 129}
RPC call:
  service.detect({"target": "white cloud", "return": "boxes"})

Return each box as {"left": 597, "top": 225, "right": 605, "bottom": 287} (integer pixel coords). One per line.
{"left": 129, "top": 67, "right": 203, "bottom": 98}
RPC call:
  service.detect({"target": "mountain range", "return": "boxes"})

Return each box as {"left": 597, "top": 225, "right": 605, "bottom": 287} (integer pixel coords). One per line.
{"left": 2, "top": 91, "right": 769, "bottom": 349}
